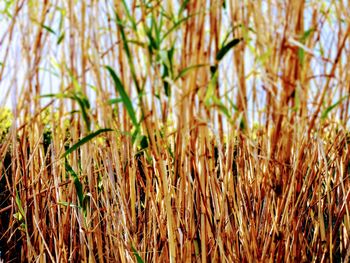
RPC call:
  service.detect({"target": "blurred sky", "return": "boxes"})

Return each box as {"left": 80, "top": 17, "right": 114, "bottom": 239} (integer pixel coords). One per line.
{"left": 0, "top": 1, "right": 348, "bottom": 127}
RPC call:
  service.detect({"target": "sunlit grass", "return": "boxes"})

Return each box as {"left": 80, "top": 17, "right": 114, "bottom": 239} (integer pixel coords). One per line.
{"left": 0, "top": 0, "right": 350, "bottom": 262}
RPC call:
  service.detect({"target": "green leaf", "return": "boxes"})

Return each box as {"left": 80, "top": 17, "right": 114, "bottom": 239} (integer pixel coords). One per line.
{"left": 70, "top": 93, "right": 91, "bottom": 131}
{"left": 239, "top": 115, "right": 246, "bottom": 132}
{"left": 210, "top": 65, "right": 218, "bottom": 75}
{"left": 114, "top": 12, "right": 141, "bottom": 93}
{"left": 161, "top": 12, "right": 198, "bottom": 42}
{"left": 41, "top": 24, "right": 56, "bottom": 35}
{"left": 120, "top": 0, "right": 137, "bottom": 31}
{"left": 131, "top": 246, "right": 145, "bottom": 263}
{"left": 216, "top": 38, "right": 242, "bottom": 61}
{"left": 144, "top": 13, "right": 162, "bottom": 53}
{"left": 300, "top": 28, "right": 315, "bottom": 43}
{"left": 212, "top": 97, "right": 231, "bottom": 119}
{"left": 108, "top": 98, "right": 123, "bottom": 105}
{"left": 144, "top": 22, "right": 158, "bottom": 53}
{"left": 61, "top": 128, "right": 114, "bottom": 158}
{"left": 204, "top": 70, "right": 218, "bottom": 105}
{"left": 65, "top": 161, "right": 84, "bottom": 207}
{"left": 321, "top": 95, "right": 349, "bottom": 120}
{"left": 40, "top": 92, "right": 63, "bottom": 99}
{"left": 225, "top": 95, "right": 238, "bottom": 112}
{"left": 175, "top": 64, "right": 207, "bottom": 81}
{"left": 155, "top": 13, "right": 163, "bottom": 46}
{"left": 139, "top": 135, "right": 149, "bottom": 150}
{"left": 167, "top": 47, "right": 175, "bottom": 76}
{"left": 57, "top": 32, "right": 65, "bottom": 45}
{"left": 41, "top": 90, "right": 91, "bottom": 131}
{"left": 15, "top": 190, "right": 25, "bottom": 219}
{"left": 203, "top": 71, "right": 232, "bottom": 120}
{"left": 162, "top": 63, "right": 170, "bottom": 96}
{"left": 106, "top": 66, "right": 139, "bottom": 129}
{"left": 178, "top": 0, "right": 189, "bottom": 18}
{"left": 297, "top": 48, "right": 305, "bottom": 66}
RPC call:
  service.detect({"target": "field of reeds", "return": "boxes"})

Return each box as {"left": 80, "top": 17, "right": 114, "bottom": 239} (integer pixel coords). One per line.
{"left": 0, "top": 0, "right": 350, "bottom": 262}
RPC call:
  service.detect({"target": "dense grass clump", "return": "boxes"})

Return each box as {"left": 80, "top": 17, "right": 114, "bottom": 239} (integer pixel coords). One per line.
{"left": 0, "top": 1, "right": 349, "bottom": 262}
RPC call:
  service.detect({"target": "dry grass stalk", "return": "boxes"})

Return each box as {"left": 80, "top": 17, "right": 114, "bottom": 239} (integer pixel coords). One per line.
{"left": 0, "top": 0, "right": 349, "bottom": 262}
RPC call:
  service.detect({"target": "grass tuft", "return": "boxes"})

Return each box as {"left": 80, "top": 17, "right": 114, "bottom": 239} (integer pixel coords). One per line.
{"left": 0, "top": 1, "right": 349, "bottom": 262}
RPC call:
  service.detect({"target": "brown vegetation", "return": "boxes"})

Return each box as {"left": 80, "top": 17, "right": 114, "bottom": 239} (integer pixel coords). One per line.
{"left": 0, "top": 0, "right": 349, "bottom": 262}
